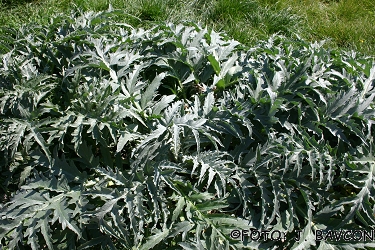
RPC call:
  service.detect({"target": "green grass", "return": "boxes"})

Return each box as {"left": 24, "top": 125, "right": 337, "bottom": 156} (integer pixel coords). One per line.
{"left": 277, "top": 0, "right": 375, "bottom": 55}
{"left": 0, "top": 0, "right": 374, "bottom": 55}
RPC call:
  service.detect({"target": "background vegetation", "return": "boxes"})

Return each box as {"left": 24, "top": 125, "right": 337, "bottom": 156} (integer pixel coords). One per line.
{"left": 0, "top": 0, "right": 374, "bottom": 55}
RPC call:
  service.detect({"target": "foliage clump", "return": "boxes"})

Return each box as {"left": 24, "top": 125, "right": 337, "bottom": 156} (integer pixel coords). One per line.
{"left": 1, "top": 7, "right": 375, "bottom": 250}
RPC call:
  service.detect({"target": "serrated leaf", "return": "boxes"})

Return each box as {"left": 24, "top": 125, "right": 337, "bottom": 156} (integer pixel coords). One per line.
{"left": 152, "top": 94, "right": 176, "bottom": 115}
{"left": 171, "top": 197, "right": 185, "bottom": 223}
{"left": 50, "top": 202, "right": 81, "bottom": 238}
{"left": 139, "top": 228, "right": 169, "bottom": 250}
{"left": 168, "top": 221, "right": 193, "bottom": 238}
{"left": 140, "top": 73, "right": 166, "bottom": 109}
{"left": 117, "top": 130, "right": 141, "bottom": 153}
{"left": 203, "top": 92, "right": 215, "bottom": 116}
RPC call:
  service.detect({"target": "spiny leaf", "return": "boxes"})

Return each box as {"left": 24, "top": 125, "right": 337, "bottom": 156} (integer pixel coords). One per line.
{"left": 140, "top": 72, "right": 166, "bottom": 109}
{"left": 139, "top": 228, "right": 169, "bottom": 250}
